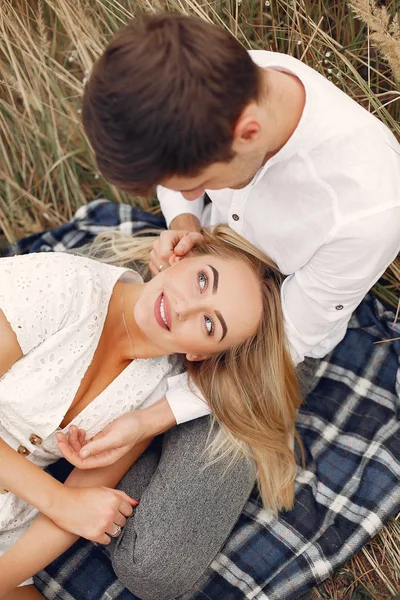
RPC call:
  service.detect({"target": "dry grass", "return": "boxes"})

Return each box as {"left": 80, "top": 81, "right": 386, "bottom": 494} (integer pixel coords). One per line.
{"left": 307, "top": 514, "right": 400, "bottom": 600}
{"left": 1, "top": 1, "right": 399, "bottom": 598}
{"left": 1, "top": 0, "right": 400, "bottom": 242}
{"left": 349, "top": 0, "right": 400, "bottom": 82}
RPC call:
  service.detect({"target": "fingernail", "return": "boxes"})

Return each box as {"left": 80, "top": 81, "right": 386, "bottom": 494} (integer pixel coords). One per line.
{"left": 80, "top": 449, "right": 91, "bottom": 459}
{"left": 131, "top": 498, "right": 139, "bottom": 506}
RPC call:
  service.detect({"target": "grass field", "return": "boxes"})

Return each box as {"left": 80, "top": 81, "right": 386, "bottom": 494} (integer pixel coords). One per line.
{"left": 0, "top": 1, "right": 399, "bottom": 598}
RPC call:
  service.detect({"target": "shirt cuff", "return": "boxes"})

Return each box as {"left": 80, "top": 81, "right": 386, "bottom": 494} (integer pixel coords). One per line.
{"left": 165, "top": 372, "right": 211, "bottom": 424}
{"left": 157, "top": 185, "right": 204, "bottom": 228}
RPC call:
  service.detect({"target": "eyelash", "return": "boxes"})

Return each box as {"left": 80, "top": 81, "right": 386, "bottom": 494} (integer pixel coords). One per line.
{"left": 198, "top": 271, "right": 208, "bottom": 292}
{"left": 198, "top": 271, "right": 214, "bottom": 336}
{"left": 204, "top": 315, "right": 214, "bottom": 337}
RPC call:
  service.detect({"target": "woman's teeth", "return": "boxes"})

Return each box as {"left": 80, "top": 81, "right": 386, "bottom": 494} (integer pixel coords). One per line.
{"left": 160, "top": 296, "right": 169, "bottom": 328}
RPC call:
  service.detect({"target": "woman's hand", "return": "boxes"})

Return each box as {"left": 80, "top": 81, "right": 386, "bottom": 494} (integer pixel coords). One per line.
{"left": 49, "top": 485, "right": 137, "bottom": 545}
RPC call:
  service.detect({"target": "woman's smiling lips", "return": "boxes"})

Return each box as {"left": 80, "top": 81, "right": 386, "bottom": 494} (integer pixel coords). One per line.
{"left": 155, "top": 292, "right": 171, "bottom": 330}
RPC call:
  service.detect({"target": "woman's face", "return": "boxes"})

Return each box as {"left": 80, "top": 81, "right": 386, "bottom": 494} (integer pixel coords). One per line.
{"left": 134, "top": 254, "right": 263, "bottom": 360}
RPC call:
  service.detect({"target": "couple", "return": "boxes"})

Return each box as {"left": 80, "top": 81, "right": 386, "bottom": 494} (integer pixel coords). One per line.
{"left": 1, "top": 12, "right": 400, "bottom": 600}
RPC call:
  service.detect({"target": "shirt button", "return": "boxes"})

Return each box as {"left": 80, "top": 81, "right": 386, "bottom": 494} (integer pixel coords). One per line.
{"left": 335, "top": 304, "right": 344, "bottom": 311}
{"left": 29, "top": 434, "right": 43, "bottom": 446}
{"left": 17, "top": 445, "right": 30, "bottom": 457}
{"left": 232, "top": 214, "right": 240, "bottom": 222}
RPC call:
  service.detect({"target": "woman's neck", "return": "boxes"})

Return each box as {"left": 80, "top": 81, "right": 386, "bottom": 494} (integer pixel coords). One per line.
{"left": 105, "top": 281, "right": 166, "bottom": 362}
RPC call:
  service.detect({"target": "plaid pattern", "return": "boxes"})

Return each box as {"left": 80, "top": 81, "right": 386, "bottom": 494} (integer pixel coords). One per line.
{"left": 7, "top": 200, "right": 399, "bottom": 600}
{"left": 4, "top": 199, "right": 166, "bottom": 256}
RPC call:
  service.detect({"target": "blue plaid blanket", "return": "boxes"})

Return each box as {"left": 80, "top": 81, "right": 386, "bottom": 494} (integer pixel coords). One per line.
{"left": 6, "top": 200, "right": 400, "bottom": 600}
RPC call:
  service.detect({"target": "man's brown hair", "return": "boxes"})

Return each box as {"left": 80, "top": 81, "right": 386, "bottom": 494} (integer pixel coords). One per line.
{"left": 83, "top": 13, "right": 261, "bottom": 195}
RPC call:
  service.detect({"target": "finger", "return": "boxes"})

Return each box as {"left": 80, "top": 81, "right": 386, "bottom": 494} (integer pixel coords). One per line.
{"left": 149, "top": 248, "right": 160, "bottom": 267}
{"left": 73, "top": 452, "right": 115, "bottom": 469}
{"left": 151, "top": 238, "right": 161, "bottom": 255}
{"left": 78, "top": 429, "right": 87, "bottom": 446}
{"left": 159, "top": 232, "right": 184, "bottom": 262}
{"left": 55, "top": 432, "right": 67, "bottom": 444}
{"left": 150, "top": 249, "right": 169, "bottom": 273}
{"left": 113, "top": 513, "right": 127, "bottom": 528}
{"left": 73, "top": 446, "right": 124, "bottom": 469}
{"left": 149, "top": 262, "right": 167, "bottom": 278}
{"left": 158, "top": 232, "right": 176, "bottom": 256}
{"left": 68, "top": 426, "right": 81, "bottom": 453}
{"left": 56, "top": 439, "right": 85, "bottom": 468}
{"left": 98, "top": 533, "right": 111, "bottom": 545}
{"left": 149, "top": 263, "right": 159, "bottom": 277}
{"left": 79, "top": 436, "right": 116, "bottom": 459}
{"left": 174, "top": 232, "right": 204, "bottom": 255}
{"left": 113, "top": 489, "right": 139, "bottom": 507}
{"left": 168, "top": 253, "right": 182, "bottom": 266}
{"left": 118, "top": 502, "right": 134, "bottom": 518}
{"left": 105, "top": 523, "right": 123, "bottom": 537}
{"left": 106, "top": 491, "right": 134, "bottom": 517}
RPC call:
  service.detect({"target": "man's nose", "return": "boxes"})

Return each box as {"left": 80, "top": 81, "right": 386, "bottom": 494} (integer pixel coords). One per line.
{"left": 181, "top": 189, "right": 204, "bottom": 201}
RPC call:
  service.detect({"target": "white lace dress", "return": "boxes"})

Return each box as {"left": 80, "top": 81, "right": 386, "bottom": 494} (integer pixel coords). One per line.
{"left": 0, "top": 252, "right": 174, "bottom": 583}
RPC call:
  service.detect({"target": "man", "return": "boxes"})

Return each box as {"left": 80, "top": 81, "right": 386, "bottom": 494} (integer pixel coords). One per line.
{"left": 70, "top": 12, "right": 400, "bottom": 600}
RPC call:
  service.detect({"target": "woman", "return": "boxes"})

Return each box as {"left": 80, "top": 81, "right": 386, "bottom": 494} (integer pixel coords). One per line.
{"left": 0, "top": 225, "right": 301, "bottom": 599}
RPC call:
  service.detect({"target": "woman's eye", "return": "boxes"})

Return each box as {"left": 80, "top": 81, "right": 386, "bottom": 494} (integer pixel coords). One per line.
{"left": 204, "top": 315, "right": 214, "bottom": 336}
{"left": 198, "top": 271, "right": 208, "bottom": 292}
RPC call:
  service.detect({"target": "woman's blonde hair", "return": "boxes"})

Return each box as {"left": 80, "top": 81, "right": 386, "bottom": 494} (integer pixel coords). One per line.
{"left": 85, "top": 225, "right": 302, "bottom": 514}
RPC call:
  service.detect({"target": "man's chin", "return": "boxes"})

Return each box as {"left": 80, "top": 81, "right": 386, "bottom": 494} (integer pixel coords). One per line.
{"left": 230, "top": 179, "right": 253, "bottom": 190}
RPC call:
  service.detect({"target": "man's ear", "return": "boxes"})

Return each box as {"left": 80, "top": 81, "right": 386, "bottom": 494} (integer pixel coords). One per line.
{"left": 186, "top": 353, "right": 211, "bottom": 362}
{"left": 232, "top": 114, "right": 261, "bottom": 148}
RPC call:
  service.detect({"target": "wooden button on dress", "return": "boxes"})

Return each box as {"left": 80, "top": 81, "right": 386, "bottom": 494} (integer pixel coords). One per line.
{"left": 17, "top": 445, "right": 30, "bottom": 457}
{"left": 29, "top": 434, "right": 43, "bottom": 446}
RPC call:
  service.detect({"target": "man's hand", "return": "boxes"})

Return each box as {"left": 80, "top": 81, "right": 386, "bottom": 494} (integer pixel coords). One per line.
{"left": 149, "top": 213, "right": 203, "bottom": 276}
{"left": 57, "top": 398, "right": 177, "bottom": 469}
{"left": 56, "top": 418, "right": 142, "bottom": 470}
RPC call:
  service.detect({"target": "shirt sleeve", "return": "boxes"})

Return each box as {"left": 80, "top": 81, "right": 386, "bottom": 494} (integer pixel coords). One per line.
{"left": 282, "top": 207, "right": 400, "bottom": 364}
{"left": 157, "top": 185, "right": 204, "bottom": 228}
{"left": 165, "top": 371, "right": 211, "bottom": 424}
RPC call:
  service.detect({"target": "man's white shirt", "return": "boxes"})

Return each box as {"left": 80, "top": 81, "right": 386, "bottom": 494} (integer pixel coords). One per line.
{"left": 158, "top": 50, "right": 400, "bottom": 424}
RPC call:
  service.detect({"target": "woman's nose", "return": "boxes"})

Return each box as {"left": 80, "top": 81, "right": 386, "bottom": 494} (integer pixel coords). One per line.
{"left": 176, "top": 296, "right": 204, "bottom": 320}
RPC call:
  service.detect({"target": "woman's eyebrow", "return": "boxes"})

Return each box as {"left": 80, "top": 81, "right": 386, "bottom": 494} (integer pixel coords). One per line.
{"left": 208, "top": 264, "right": 219, "bottom": 294}
{"left": 216, "top": 311, "right": 227, "bottom": 341}
{"left": 207, "top": 264, "right": 226, "bottom": 340}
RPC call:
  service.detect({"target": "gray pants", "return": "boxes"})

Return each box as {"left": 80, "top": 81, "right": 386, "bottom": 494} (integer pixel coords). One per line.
{"left": 111, "top": 417, "right": 256, "bottom": 600}
{"left": 111, "top": 359, "right": 319, "bottom": 600}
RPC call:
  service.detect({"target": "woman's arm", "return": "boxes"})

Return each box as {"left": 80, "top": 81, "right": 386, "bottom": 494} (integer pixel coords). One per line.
{"left": 0, "top": 312, "right": 136, "bottom": 542}
{"left": 0, "top": 435, "right": 136, "bottom": 543}
{"left": 0, "top": 440, "right": 150, "bottom": 596}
